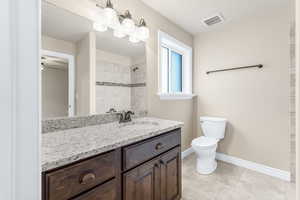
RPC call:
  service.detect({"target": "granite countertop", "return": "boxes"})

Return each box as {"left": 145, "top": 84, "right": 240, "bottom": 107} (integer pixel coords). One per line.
{"left": 42, "top": 117, "right": 184, "bottom": 172}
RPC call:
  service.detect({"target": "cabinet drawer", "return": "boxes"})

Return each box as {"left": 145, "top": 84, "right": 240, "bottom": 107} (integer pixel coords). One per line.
{"left": 45, "top": 151, "right": 116, "bottom": 200}
{"left": 73, "top": 179, "right": 117, "bottom": 200}
{"left": 123, "top": 129, "right": 181, "bottom": 170}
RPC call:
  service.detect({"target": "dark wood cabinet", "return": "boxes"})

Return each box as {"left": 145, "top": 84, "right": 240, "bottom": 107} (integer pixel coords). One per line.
{"left": 123, "top": 158, "right": 161, "bottom": 200}
{"left": 122, "top": 129, "right": 181, "bottom": 171}
{"left": 72, "top": 179, "right": 117, "bottom": 200}
{"left": 160, "top": 147, "right": 181, "bottom": 200}
{"left": 123, "top": 147, "right": 181, "bottom": 200}
{"left": 42, "top": 128, "right": 181, "bottom": 200}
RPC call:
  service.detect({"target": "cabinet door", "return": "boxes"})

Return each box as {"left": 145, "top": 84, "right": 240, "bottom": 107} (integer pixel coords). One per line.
{"left": 123, "top": 158, "right": 160, "bottom": 200}
{"left": 72, "top": 179, "right": 116, "bottom": 200}
{"left": 160, "top": 147, "right": 181, "bottom": 200}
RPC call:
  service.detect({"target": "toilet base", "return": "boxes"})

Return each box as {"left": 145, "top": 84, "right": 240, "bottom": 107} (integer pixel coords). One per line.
{"left": 196, "top": 159, "right": 217, "bottom": 175}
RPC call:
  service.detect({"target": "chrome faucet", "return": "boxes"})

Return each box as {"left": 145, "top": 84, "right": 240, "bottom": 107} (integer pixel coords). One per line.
{"left": 117, "top": 110, "right": 135, "bottom": 123}
{"left": 106, "top": 108, "right": 117, "bottom": 114}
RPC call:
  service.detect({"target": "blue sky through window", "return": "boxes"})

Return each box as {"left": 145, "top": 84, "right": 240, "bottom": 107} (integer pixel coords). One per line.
{"left": 170, "top": 51, "right": 182, "bottom": 92}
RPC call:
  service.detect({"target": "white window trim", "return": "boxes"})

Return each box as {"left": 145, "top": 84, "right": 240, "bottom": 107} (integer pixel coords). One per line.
{"left": 157, "top": 30, "right": 195, "bottom": 100}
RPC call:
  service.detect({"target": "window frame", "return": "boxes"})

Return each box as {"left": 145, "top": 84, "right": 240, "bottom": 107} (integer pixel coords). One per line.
{"left": 161, "top": 44, "right": 184, "bottom": 93}
{"left": 158, "top": 30, "right": 195, "bottom": 100}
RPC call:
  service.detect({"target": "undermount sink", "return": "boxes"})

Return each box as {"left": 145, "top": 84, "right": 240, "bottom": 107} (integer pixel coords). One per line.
{"left": 118, "top": 120, "right": 159, "bottom": 129}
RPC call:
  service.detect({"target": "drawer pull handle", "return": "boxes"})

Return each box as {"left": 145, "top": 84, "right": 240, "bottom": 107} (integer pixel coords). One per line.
{"left": 155, "top": 143, "right": 164, "bottom": 150}
{"left": 80, "top": 172, "right": 96, "bottom": 185}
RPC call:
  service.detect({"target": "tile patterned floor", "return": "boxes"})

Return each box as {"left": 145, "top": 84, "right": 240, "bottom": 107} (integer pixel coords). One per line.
{"left": 182, "top": 154, "right": 295, "bottom": 200}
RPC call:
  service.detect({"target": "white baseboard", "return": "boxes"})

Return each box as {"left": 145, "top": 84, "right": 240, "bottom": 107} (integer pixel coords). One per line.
{"left": 216, "top": 152, "right": 291, "bottom": 182}
{"left": 181, "top": 147, "right": 194, "bottom": 159}
{"left": 181, "top": 148, "right": 290, "bottom": 182}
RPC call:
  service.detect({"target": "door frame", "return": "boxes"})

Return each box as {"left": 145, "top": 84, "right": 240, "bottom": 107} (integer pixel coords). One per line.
{"left": 42, "top": 50, "right": 75, "bottom": 117}
{"left": 0, "top": 0, "right": 41, "bottom": 199}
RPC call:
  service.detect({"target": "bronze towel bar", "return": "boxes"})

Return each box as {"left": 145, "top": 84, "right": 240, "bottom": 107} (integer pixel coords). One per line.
{"left": 206, "top": 64, "right": 263, "bottom": 74}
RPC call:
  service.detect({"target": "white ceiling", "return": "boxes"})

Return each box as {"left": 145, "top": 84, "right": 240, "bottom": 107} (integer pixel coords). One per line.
{"left": 140, "top": 0, "right": 290, "bottom": 35}
{"left": 42, "top": 2, "right": 145, "bottom": 58}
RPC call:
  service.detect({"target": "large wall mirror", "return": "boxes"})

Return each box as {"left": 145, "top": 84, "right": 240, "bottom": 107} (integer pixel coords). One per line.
{"left": 41, "top": 2, "right": 147, "bottom": 119}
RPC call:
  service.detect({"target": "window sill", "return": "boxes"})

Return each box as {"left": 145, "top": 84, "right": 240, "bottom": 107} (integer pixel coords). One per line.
{"left": 157, "top": 93, "right": 196, "bottom": 100}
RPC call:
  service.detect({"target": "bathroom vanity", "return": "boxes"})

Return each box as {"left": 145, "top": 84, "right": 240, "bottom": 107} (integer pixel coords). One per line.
{"left": 42, "top": 118, "right": 183, "bottom": 200}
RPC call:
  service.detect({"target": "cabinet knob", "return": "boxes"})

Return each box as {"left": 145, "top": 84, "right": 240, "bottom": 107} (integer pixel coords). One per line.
{"left": 155, "top": 143, "right": 164, "bottom": 150}
{"left": 80, "top": 172, "right": 96, "bottom": 185}
{"left": 160, "top": 160, "right": 165, "bottom": 165}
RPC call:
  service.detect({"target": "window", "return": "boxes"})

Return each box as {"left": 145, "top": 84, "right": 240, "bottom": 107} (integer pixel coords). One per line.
{"left": 158, "top": 31, "right": 194, "bottom": 100}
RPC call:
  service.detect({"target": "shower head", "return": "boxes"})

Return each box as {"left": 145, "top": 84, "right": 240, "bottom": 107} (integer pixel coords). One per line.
{"left": 132, "top": 67, "right": 139, "bottom": 72}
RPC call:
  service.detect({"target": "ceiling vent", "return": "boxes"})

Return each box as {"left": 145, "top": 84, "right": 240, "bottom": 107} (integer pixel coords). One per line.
{"left": 202, "top": 14, "right": 225, "bottom": 26}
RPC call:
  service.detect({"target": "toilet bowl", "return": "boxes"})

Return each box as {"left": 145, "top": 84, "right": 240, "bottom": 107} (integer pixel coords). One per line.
{"left": 191, "top": 117, "right": 227, "bottom": 174}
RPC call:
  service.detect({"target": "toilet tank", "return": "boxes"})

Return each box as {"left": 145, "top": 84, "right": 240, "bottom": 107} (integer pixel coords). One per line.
{"left": 200, "top": 117, "right": 227, "bottom": 140}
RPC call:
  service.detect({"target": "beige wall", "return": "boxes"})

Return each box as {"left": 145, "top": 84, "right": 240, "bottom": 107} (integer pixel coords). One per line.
{"left": 42, "top": 35, "right": 76, "bottom": 55}
{"left": 76, "top": 32, "right": 96, "bottom": 115}
{"left": 194, "top": 11, "right": 290, "bottom": 170}
{"left": 42, "top": 67, "right": 68, "bottom": 119}
{"left": 96, "top": 49, "right": 132, "bottom": 66}
{"left": 46, "top": 0, "right": 195, "bottom": 151}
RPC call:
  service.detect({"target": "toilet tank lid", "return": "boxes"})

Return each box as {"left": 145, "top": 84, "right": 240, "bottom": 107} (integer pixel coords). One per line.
{"left": 200, "top": 116, "right": 227, "bottom": 122}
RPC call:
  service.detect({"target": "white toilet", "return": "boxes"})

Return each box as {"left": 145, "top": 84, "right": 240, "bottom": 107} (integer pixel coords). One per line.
{"left": 191, "top": 116, "right": 227, "bottom": 174}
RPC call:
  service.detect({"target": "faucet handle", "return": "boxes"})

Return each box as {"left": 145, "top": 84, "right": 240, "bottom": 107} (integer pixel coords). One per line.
{"left": 124, "top": 110, "right": 135, "bottom": 121}
{"left": 126, "top": 111, "right": 135, "bottom": 115}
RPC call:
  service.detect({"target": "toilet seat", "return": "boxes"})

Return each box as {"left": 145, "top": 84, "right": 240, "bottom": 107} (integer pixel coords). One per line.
{"left": 192, "top": 136, "right": 218, "bottom": 149}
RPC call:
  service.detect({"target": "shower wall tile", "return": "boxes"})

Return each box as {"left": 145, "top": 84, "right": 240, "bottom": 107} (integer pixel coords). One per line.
{"left": 96, "top": 60, "right": 131, "bottom": 84}
{"left": 131, "top": 61, "right": 147, "bottom": 112}
{"left": 131, "top": 87, "right": 147, "bottom": 112}
{"left": 95, "top": 55, "right": 147, "bottom": 114}
{"left": 131, "top": 62, "right": 147, "bottom": 84}
{"left": 96, "top": 86, "right": 131, "bottom": 114}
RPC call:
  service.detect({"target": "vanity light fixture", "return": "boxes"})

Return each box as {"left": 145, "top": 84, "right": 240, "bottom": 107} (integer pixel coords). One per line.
{"left": 137, "top": 18, "right": 150, "bottom": 41}
{"left": 129, "top": 27, "right": 140, "bottom": 43}
{"left": 120, "top": 10, "right": 135, "bottom": 35}
{"left": 93, "top": 22, "right": 108, "bottom": 32}
{"left": 113, "top": 26, "right": 126, "bottom": 38}
{"left": 103, "top": 0, "right": 119, "bottom": 29}
{"left": 93, "top": 0, "right": 150, "bottom": 42}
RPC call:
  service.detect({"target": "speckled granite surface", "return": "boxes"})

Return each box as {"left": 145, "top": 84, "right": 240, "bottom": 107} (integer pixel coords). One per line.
{"left": 42, "top": 111, "right": 147, "bottom": 133}
{"left": 42, "top": 117, "right": 183, "bottom": 172}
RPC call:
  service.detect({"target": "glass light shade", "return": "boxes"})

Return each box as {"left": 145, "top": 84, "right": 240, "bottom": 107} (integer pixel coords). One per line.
{"left": 137, "top": 26, "right": 150, "bottom": 41}
{"left": 103, "top": 7, "right": 119, "bottom": 29}
{"left": 93, "top": 22, "right": 108, "bottom": 32}
{"left": 129, "top": 28, "right": 140, "bottom": 43}
{"left": 121, "top": 18, "right": 135, "bottom": 35}
{"left": 129, "top": 35, "right": 140, "bottom": 43}
{"left": 113, "top": 29, "right": 126, "bottom": 38}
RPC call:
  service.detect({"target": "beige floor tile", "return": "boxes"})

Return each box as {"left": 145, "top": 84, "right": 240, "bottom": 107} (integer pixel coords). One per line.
{"left": 182, "top": 154, "right": 295, "bottom": 200}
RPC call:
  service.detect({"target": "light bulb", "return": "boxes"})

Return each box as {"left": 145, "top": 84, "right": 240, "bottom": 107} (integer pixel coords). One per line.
{"left": 120, "top": 10, "right": 135, "bottom": 35}
{"left": 137, "top": 26, "right": 150, "bottom": 41}
{"left": 136, "top": 18, "right": 149, "bottom": 41}
{"left": 129, "top": 35, "right": 140, "bottom": 43}
{"left": 129, "top": 27, "right": 140, "bottom": 43}
{"left": 93, "top": 22, "right": 108, "bottom": 32}
{"left": 113, "top": 29, "right": 126, "bottom": 38}
{"left": 103, "top": 7, "right": 119, "bottom": 29}
{"left": 121, "top": 18, "right": 135, "bottom": 35}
